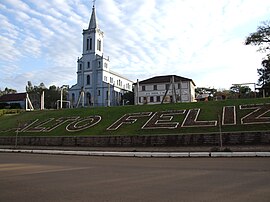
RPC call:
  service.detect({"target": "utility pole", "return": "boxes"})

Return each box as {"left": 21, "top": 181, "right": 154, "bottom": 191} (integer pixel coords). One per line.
{"left": 108, "top": 82, "right": 110, "bottom": 107}
{"left": 40, "top": 91, "right": 45, "bottom": 110}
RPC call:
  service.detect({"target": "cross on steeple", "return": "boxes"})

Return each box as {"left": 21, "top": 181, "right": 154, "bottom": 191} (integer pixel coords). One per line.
{"left": 92, "top": 0, "right": 96, "bottom": 8}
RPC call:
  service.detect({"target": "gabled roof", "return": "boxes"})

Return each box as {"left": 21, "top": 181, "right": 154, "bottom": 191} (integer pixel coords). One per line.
{"left": 138, "top": 75, "right": 196, "bottom": 86}
{"left": 88, "top": 6, "right": 98, "bottom": 30}
{"left": 0, "top": 93, "right": 27, "bottom": 102}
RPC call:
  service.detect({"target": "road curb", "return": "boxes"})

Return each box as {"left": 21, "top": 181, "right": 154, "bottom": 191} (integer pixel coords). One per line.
{"left": 1, "top": 149, "right": 270, "bottom": 157}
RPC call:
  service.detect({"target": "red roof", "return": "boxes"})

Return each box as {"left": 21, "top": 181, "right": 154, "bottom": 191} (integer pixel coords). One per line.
{"left": 0, "top": 93, "right": 27, "bottom": 102}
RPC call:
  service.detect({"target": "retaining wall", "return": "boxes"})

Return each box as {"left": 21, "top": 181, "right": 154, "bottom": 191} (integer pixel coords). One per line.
{"left": 0, "top": 132, "right": 269, "bottom": 147}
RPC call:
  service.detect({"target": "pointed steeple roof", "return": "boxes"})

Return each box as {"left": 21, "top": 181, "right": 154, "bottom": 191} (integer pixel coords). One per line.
{"left": 88, "top": 5, "right": 98, "bottom": 30}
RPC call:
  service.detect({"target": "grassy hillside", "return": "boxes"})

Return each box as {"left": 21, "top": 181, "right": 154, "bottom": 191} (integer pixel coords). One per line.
{"left": 0, "top": 98, "right": 270, "bottom": 137}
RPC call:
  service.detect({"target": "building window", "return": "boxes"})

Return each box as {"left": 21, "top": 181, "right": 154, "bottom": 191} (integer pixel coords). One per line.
{"left": 142, "top": 86, "right": 145, "bottom": 91}
{"left": 143, "top": 97, "right": 147, "bottom": 103}
{"left": 86, "top": 75, "right": 90, "bottom": 85}
{"left": 104, "top": 76, "right": 107, "bottom": 81}
{"left": 79, "top": 64, "right": 82, "bottom": 70}
{"left": 72, "top": 93, "right": 75, "bottom": 103}
{"left": 178, "top": 83, "right": 181, "bottom": 89}
{"left": 90, "top": 38, "right": 92, "bottom": 50}
{"left": 116, "top": 80, "right": 122, "bottom": 86}
{"left": 153, "top": 85, "right": 157, "bottom": 90}
{"left": 87, "top": 38, "right": 89, "bottom": 50}
{"left": 106, "top": 91, "right": 108, "bottom": 100}
{"left": 86, "top": 92, "right": 91, "bottom": 106}
{"left": 104, "top": 63, "right": 107, "bottom": 68}
{"left": 166, "top": 84, "right": 170, "bottom": 90}
{"left": 87, "top": 38, "right": 93, "bottom": 50}
{"left": 150, "top": 97, "right": 154, "bottom": 102}
{"left": 98, "top": 90, "right": 101, "bottom": 96}
{"left": 110, "top": 77, "right": 113, "bottom": 83}
{"left": 98, "top": 61, "right": 101, "bottom": 68}
{"left": 97, "top": 39, "right": 101, "bottom": 51}
{"left": 87, "top": 62, "right": 90, "bottom": 69}
{"left": 98, "top": 40, "right": 101, "bottom": 51}
{"left": 156, "top": 96, "right": 160, "bottom": 102}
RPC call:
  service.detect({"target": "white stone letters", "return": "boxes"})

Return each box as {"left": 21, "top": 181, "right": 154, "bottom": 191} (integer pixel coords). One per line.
{"left": 240, "top": 104, "right": 270, "bottom": 124}
{"left": 107, "top": 112, "right": 152, "bottom": 130}
{"left": 182, "top": 109, "right": 217, "bottom": 127}
{"left": 1, "top": 103, "right": 269, "bottom": 134}
{"left": 142, "top": 110, "right": 185, "bottom": 129}
{"left": 66, "top": 116, "right": 101, "bottom": 132}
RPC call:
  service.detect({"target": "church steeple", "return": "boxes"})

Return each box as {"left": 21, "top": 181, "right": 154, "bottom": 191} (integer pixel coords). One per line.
{"left": 88, "top": 5, "right": 97, "bottom": 30}
{"left": 82, "top": 1, "right": 104, "bottom": 56}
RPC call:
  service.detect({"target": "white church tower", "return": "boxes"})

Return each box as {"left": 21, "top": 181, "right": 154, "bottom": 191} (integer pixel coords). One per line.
{"left": 69, "top": 4, "right": 133, "bottom": 107}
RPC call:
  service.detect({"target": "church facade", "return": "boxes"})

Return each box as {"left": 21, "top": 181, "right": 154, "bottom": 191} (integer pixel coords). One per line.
{"left": 68, "top": 5, "right": 133, "bottom": 107}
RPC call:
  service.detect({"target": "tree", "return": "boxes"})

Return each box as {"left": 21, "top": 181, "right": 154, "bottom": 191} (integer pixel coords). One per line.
{"left": 26, "top": 82, "right": 67, "bottom": 109}
{"left": 245, "top": 21, "right": 270, "bottom": 52}
{"left": 0, "top": 87, "right": 17, "bottom": 95}
{"left": 230, "top": 85, "right": 252, "bottom": 98}
{"left": 245, "top": 20, "right": 270, "bottom": 96}
{"left": 257, "top": 56, "right": 270, "bottom": 97}
{"left": 122, "top": 91, "right": 134, "bottom": 105}
{"left": 258, "top": 56, "right": 270, "bottom": 85}
{"left": 26, "top": 81, "right": 34, "bottom": 92}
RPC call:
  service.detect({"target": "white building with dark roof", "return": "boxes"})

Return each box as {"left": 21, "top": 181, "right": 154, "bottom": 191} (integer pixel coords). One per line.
{"left": 134, "top": 75, "right": 196, "bottom": 105}
{"left": 68, "top": 5, "right": 133, "bottom": 107}
{"left": 0, "top": 93, "right": 27, "bottom": 109}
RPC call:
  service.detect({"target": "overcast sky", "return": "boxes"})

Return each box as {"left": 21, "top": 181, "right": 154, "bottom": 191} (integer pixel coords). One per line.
{"left": 1, "top": 0, "right": 270, "bottom": 92}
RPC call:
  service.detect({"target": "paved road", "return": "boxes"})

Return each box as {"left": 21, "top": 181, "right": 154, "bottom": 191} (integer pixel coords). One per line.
{"left": 0, "top": 153, "right": 269, "bottom": 202}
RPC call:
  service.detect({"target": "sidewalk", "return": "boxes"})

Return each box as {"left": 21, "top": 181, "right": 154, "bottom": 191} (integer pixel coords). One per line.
{"left": 1, "top": 148, "right": 270, "bottom": 158}
{"left": 0, "top": 145, "right": 269, "bottom": 158}
{"left": 0, "top": 145, "right": 269, "bottom": 152}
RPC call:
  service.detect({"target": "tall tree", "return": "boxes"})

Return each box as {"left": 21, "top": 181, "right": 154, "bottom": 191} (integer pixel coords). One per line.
{"left": 245, "top": 21, "right": 270, "bottom": 52}
{"left": 245, "top": 20, "right": 270, "bottom": 96}
{"left": 26, "top": 81, "right": 34, "bottom": 92}
{"left": 258, "top": 56, "right": 270, "bottom": 86}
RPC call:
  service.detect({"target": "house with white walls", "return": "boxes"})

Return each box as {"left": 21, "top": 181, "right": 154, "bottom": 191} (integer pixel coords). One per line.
{"left": 134, "top": 75, "right": 196, "bottom": 105}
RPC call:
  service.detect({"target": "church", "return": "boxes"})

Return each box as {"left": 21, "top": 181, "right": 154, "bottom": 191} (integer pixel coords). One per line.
{"left": 68, "top": 5, "right": 133, "bottom": 107}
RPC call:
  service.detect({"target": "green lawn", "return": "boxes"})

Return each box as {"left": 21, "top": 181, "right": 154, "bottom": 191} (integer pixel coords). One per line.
{"left": 0, "top": 98, "right": 269, "bottom": 137}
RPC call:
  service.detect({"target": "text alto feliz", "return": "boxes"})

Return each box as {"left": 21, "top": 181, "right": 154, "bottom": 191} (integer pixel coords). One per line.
{"left": 11, "top": 104, "right": 270, "bottom": 133}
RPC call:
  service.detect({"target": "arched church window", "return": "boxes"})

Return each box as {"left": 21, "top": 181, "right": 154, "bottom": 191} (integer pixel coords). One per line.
{"left": 72, "top": 93, "right": 75, "bottom": 103}
{"left": 87, "top": 75, "right": 90, "bottom": 85}
{"left": 87, "top": 38, "right": 92, "bottom": 50}
{"left": 87, "top": 62, "right": 90, "bottom": 69}
{"left": 90, "top": 38, "right": 92, "bottom": 50}
{"left": 86, "top": 92, "right": 91, "bottom": 106}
